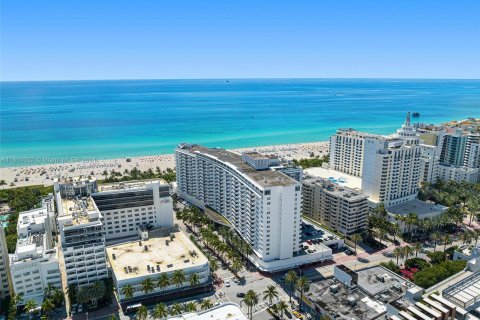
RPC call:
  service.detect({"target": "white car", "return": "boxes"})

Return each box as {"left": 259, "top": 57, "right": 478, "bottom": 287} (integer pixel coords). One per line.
{"left": 225, "top": 280, "right": 230, "bottom": 287}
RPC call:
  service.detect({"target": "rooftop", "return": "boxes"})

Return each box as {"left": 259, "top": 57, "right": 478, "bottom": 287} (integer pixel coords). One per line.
{"left": 167, "top": 303, "right": 248, "bottom": 320}
{"left": 17, "top": 207, "right": 49, "bottom": 229}
{"left": 304, "top": 167, "right": 363, "bottom": 190}
{"left": 177, "top": 144, "right": 297, "bottom": 188}
{"left": 303, "top": 177, "right": 368, "bottom": 202}
{"left": 356, "top": 266, "right": 415, "bottom": 301}
{"left": 241, "top": 151, "right": 278, "bottom": 160}
{"left": 98, "top": 179, "right": 167, "bottom": 192}
{"left": 106, "top": 231, "right": 208, "bottom": 281}
{"left": 305, "top": 277, "right": 386, "bottom": 320}
{"left": 387, "top": 199, "right": 447, "bottom": 217}
{"left": 59, "top": 197, "right": 100, "bottom": 226}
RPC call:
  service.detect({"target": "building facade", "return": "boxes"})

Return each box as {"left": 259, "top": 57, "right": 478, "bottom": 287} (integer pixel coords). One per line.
{"left": 302, "top": 177, "right": 369, "bottom": 235}
{"left": 93, "top": 181, "right": 174, "bottom": 240}
{"left": 362, "top": 114, "right": 422, "bottom": 207}
{"left": 175, "top": 144, "right": 302, "bottom": 265}
{"left": 436, "top": 165, "right": 479, "bottom": 183}
{"left": 330, "top": 129, "right": 377, "bottom": 177}
{"left": 0, "top": 227, "right": 12, "bottom": 300}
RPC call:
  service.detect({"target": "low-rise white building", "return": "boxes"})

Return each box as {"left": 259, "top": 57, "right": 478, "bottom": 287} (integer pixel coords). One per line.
{"left": 436, "top": 165, "right": 479, "bottom": 183}
{"left": 166, "top": 303, "right": 248, "bottom": 320}
{"left": 106, "top": 230, "right": 210, "bottom": 306}
{"left": 9, "top": 233, "right": 61, "bottom": 304}
{"left": 386, "top": 199, "right": 448, "bottom": 232}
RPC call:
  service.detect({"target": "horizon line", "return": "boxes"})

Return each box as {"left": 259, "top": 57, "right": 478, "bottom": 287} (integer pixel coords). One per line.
{"left": 2, "top": 76, "right": 480, "bottom": 83}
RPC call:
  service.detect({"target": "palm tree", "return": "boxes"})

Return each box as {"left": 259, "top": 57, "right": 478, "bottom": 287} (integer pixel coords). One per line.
{"left": 231, "top": 258, "right": 244, "bottom": 276}
{"left": 209, "top": 259, "right": 219, "bottom": 273}
{"left": 41, "top": 299, "right": 55, "bottom": 318}
{"left": 121, "top": 284, "right": 135, "bottom": 299}
{"left": 89, "top": 281, "right": 106, "bottom": 306}
{"left": 24, "top": 299, "right": 37, "bottom": 318}
{"left": 170, "top": 303, "right": 183, "bottom": 316}
{"left": 403, "top": 246, "right": 415, "bottom": 259}
{"left": 76, "top": 286, "right": 90, "bottom": 305}
{"left": 393, "top": 247, "right": 404, "bottom": 266}
{"left": 276, "top": 300, "right": 288, "bottom": 319}
{"left": 43, "top": 283, "right": 56, "bottom": 298}
{"left": 67, "top": 284, "right": 77, "bottom": 304}
{"left": 13, "top": 293, "right": 24, "bottom": 306}
{"left": 263, "top": 285, "right": 279, "bottom": 306}
{"left": 296, "top": 276, "right": 310, "bottom": 311}
{"left": 184, "top": 301, "right": 197, "bottom": 312}
{"left": 152, "top": 303, "right": 169, "bottom": 319}
{"left": 172, "top": 270, "right": 186, "bottom": 288}
{"left": 443, "top": 234, "right": 451, "bottom": 252}
{"left": 414, "top": 243, "right": 422, "bottom": 258}
{"left": 351, "top": 233, "right": 362, "bottom": 255}
{"left": 136, "top": 305, "right": 148, "bottom": 320}
{"left": 200, "top": 299, "right": 213, "bottom": 311}
{"left": 284, "top": 270, "right": 298, "bottom": 303}
{"left": 51, "top": 288, "right": 64, "bottom": 306}
{"left": 243, "top": 290, "right": 259, "bottom": 320}
{"left": 189, "top": 273, "right": 200, "bottom": 287}
{"left": 406, "top": 213, "right": 418, "bottom": 241}
{"left": 461, "top": 231, "right": 472, "bottom": 244}
{"left": 141, "top": 277, "right": 155, "bottom": 294}
{"left": 391, "top": 223, "right": 401, "bottom": 244}
{"left": 157, "top": 273, "right": 170, "bottom": 291}
{"left": 431, "top": 232, "right": 441, "bottom": 252}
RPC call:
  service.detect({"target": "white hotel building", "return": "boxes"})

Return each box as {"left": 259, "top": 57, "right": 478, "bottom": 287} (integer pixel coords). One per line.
{"left": 176, "top": 144, "right": 332, "bottom": 272}
{"left": 362, "top": 116, "right": 422, "bottom": 207}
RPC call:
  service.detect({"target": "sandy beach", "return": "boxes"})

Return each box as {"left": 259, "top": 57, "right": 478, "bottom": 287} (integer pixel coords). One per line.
{"left": 0, "top": 141, "right": 329, "bottom": 189}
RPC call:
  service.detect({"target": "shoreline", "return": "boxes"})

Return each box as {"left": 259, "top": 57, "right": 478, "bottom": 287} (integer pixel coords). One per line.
{"left": 0, "top": 141, "right": 330, "bottom": 189}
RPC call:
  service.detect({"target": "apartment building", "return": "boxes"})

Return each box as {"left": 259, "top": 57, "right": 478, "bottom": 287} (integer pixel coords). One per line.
{"left": 465, "top": 134, "right": 480, "bottom": 168}
{"left": 8, "top": 200, "right": 61, "bottom": 304}
{"left": 302, "top": 177, "right": 369, "bottom": 236}
{"left": 436, "top": 165, "right": 479, "bottom": 183}
{"left": 55, "top": 182, "right": 108, "bottom": 287}
{"left": 176, "top": 144, "right": 310, "bottom": 271}
{"left": 0, "top": 227, "right": 12, "bottom": 300}
{"left": 330, "top": 129, "right": 378, "bottom": 177}
{"left": 419, "top": 144, "right": 439, "bottom": 183}
{"left": 94, "top": 181, "right": 174, "bottom": 240}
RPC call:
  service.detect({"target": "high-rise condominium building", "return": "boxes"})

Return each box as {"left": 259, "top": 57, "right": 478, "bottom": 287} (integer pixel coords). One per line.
{"left": 0, "top": 227, "right": 12, "bottom": 300}
{"left": 330, "top": 129, "right": 377, "bottom": 177}
{"left": 465, "top": 134, "right": 480, "bottom": 169}
{"left": 419, "top": 144, "right": 439, "bottom": 183}
{"left": 440, "top": 129, "right": 467, "bottom": 167}
{"left": 362, "top": 114, "right": 422, "bottom": 207}
{"left": 302, "top": 177, "right": 369, "bottom": 235}
{"left": 175, "top": 144, "right": 302, "bottom": 268}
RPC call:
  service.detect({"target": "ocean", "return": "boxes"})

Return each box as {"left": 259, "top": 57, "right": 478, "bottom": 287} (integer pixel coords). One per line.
{"left": 1, "top": 79, "right": 479, "bottom": 167}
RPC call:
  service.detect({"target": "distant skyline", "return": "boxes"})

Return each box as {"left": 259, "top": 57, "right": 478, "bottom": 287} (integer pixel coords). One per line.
{"left": 1, "top": 0, "right": 480, "bottom": 81}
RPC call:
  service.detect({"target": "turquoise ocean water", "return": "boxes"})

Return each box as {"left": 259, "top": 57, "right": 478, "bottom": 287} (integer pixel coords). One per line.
{"left": 1, "top": 79, "right": 479, "bottom": 167}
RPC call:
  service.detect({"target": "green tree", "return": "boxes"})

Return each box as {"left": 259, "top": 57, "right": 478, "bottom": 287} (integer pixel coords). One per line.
{"left": 89, "top": 280, "right": 106, "bottom": 305}
{"left": 296, "top": 276, "right": 310, "bottom": 311}
{"left": 172, "top": 270, "right": 186, "bottom": 288}
{"left": 184, "top": 301, "right": 197, "bottom": 312}
{"left": 189, "top": 273, "right": 200, "bottom": 287}
{"left": 136, "top": 305, "right": 148, "bottom": 320}
{"left": 157, "top": 273, "right": 170, "bottom": 291}
{"left": 284, "top": 270, "right": 298, "bottom": 303}
{"left": 170, "top": 303, "right": 183, "bottom": 316}
{"left": 121, "top": 284, "right": 134, "bottom": 299}
{"left": 351, "top": 233, "right": 362, "bottom": 255}
{"left": 276, "top": 300, "right": 288, "bottom": 319}
{"left": 152, "top": 303, "right": 169, "bottom": 319}
{"left": 41, "top": 299, "right": 55, "bottom": 318}
{"left": 141, "top": 277, "right": 155, "bottom": 294}
{"left": 23, "top": 299, "right": 37, "bottom": 318}
{"left": 263, "top": 285, "right": 279, "bottom": 306}
{"left": 243, "top": 290, "right": 259, "bottom": 320}
{"left": 200, "top": 299, "right": 213, "bottom": 311}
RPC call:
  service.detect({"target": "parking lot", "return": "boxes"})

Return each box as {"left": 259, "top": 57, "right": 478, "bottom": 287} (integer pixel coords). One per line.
{"left": 301, "top": 220, "right": 345, "bottom": 253}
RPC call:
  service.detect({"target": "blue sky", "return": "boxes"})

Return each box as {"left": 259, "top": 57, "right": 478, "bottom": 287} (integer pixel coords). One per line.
{"left": 1, "top": 0, "right": 479, "bottom": 81}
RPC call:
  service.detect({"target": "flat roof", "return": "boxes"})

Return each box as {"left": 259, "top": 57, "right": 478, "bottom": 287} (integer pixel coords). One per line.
{"left": 178, "top": 144, "right": 297, "bottom": 188}
{"left": 305, "top": 278, "right": 386, "bottom": 320}
{"left": 303, "top": 177, "right": 367, "bottom": 201}
{"left": 98, "top": 179, "right": 167, "bottom": 192}
{"left": 59, "top": 197, "right": 99, "bottom": 225}
{"left": 387, "top": 199, "right": 447, "bottom": 217}
{"left": 17, "top": 207, "right": 49, "bottom": 228}
{"left": 356, "top": 266, "right": 414, "bottom": 299}
{"left": 167, "top": 303, "right": 248, "bottom": 320}
{"left": 303, "top": 167, "right": 363, "bottom": 190}
{"left": 242, "top": 151, "right": 278, "bottom": 160}
{"left": 106, "top": 231, "right": 208, "bottom": 281}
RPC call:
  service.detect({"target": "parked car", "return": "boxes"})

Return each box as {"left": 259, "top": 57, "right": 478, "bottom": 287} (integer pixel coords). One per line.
{"left": 225, "top": 280, "right": 230, "bottom": 287}
{"left": 237, "top": 292, "right": 245, "bottom": 298}
{"left": 357, "top": 257, "right": 369, "bottom": 263}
